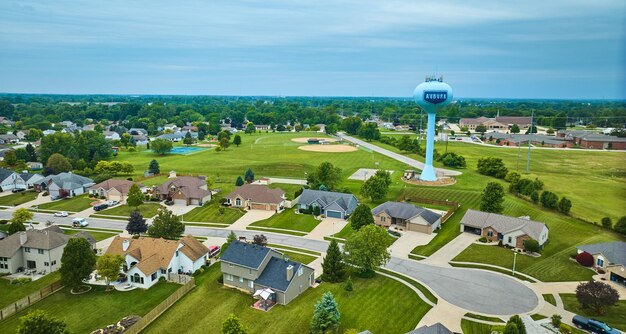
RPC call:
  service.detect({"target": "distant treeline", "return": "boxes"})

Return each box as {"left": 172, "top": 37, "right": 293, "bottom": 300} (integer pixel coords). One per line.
{"left": 0, "top": 95, "right": 624, "bottom": 134}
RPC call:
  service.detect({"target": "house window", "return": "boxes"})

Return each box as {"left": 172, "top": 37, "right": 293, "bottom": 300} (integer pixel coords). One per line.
{"left": 297, "top": 267, "right": 303, "bottom": 276}
{"left": 225, "top": 274, "right": 233, "bottom": 281}
{"left": 597, "top": 258, "right": 604, "bottom": 267}
{"left": 0, "top": 257, "right": 6, "bottom": 262}
{"left": 24, "top": 248, "right": 31, "bottom": 253}
{"left": 508, "top": 237, "right": 512, "bottom": 243}
{"left": 38, "top": 249, "right": 44, "bottom": 254}
{"left": 44, "top": 262, "right": 49, "bottom": 266}
{"left": 248, "top": 280, "right": 254, "bottom": 289}
{"left": 381, "top": 217, "right": 385, "bottom": 222}
{"left": 151, "top": 272, "right": 158, "bottom": 281}
{"left": 161, "top": 269, "right": 167, "bottom": 274}
{"left": 239, "top": 276, "right": 244, "bottom": 283}
{"left": 176, "top": 251, "right": 179, "bottom": 257}
{"left": 487, "top": 231, "right": 493, "bottom": 237}
{"left": 52, "top": 260, "right": 56, "bottom": 265}
{"left": 249, "top": 269, "right": 252, "bottom": 275}
{"left": 0, "top": 264, "right": 6, "bottom": 269}
{"left": 236, "top": 198, "right": 241, "bottom": 206}
{"left": 131, "top": 273, "right": 144, "bottom": 284}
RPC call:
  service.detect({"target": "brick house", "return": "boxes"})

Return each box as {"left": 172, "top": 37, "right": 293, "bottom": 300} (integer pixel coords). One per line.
{"left": 576, "top": 241, "right": 625, "bottom": 287}
{"left": 226, "top": 184, "right": 285, "bottom": 211}
{"left": 156, "top": 176, "right": 211, "bottom": 206}
{"left": 371, "top": 201, "right": 442, "bottom": 234}
{"left": 460, "top": 209, "right": 549, "bottom": 248}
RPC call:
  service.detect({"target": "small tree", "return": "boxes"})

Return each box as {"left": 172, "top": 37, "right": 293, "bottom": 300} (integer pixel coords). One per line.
{"left": 475, "top": 124, "right": 487, "bottom": 135}
{"left": 313, "top": 205, "right": 321, "bottom": 216}
{"left": 524, "top": 239, "right": 540, "bottom": 253}
{"left": 310, "top": 292, "right": 340, "bottom": 334}
{"left": 227, "top": 231, "right": 238, "bottom": 243}
{"left": 219, "top": 136, "right": 230, "bottom": 151}
{"left": 126, "top": 183, "right": 144, "bottom": 207}
{"left": 183, "top": 131, "right": 193, "bottom": 146}
{"left": 476, "top": 157, "right": 508, "bottom": 179}
{"left": 233, "top": 134, "right": 242, "bottom": 147}
{"left": 510, "top": 124, "right": 520, "bottom": 134}
{"left": 575, "top": 281, "right": 619, "bottom": 315}
{"left": 576, "top": 251, "right": 594, "bottom": 267}
{"left": 8, "top": 221, "right": 26, "bottom": 235}
{"left": 321, "top": 239, "right": 346, "bottom": 283}
{"left": 360, "top": 172, "right": 390, "bottom": 201}
{"left": 148, "top": 159, "right": 160, "bottom": 174}
{"left": 245, "top": 122, "right": 256, "bottom": 135}
{"left": 244, "top": 168, "right": 255, "bottom": 183}
{"left": 206, "top": 176, "right": 214, "bottom": 190}
{"left": 551, "top": 314, "right": 562, "bottom": 327}
{"left": 344, "top": 276, "right": 353, "bottom": 291}
{"left": 507, "top": 315, "right": 526, "bottom": 334}
{"left": 344, "top": 225, "right": 390, "bottom": 277}
{"left": 17, "top": 310, "right": 68, "bottom": 334}
{"left": 46, "top": 153, "right": 72, "bottom": 173}
{"left": 96, "top": 254, "right": 124, "bottom": 291}
{"left": 60, "top": 238, "right": 96, "bottom": 290}
{"left": 530, "top": 191, "right": 539, "bottom": 204}
{"left": 147, "top": 208, "right": 185, "bottom": 239}
{"left": 350, "top": 204, "right": 374, "bottom": 231}
{"left": 12, "top": 207, "right": 33, "bottom": 225}
{"left": 503, "top": 323, "right": 518, "bottom": 334}
{"left": 614, "top": 216, "right": 626, "bottom": 235}
{"left": 126, "top": 210, "right": 148, "bottom": 235}
{"left": 235, "top": 176, "right": 244, "bottom": 186}
{"left": 222, "top": 313, "right": 248, "bottom": 334}
{"left": 540, "top": 191, "right": 559, "bottom": 209}
{"left": 480, "top": 182, "right": 505, "bottom": 214}
{"left": 252, "top": 234, "right": 267, "bottom": 246}
{"left": 601, "top": 217, "right": 612, "bottom": 229}
{"left": 151, "top": 138, "right": 173, "bottom": 155}
{"left": 558, "top": 197, "right": 572, "bottom": 214}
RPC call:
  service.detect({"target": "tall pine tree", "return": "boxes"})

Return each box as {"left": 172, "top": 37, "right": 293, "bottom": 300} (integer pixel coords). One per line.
{"left": 321, "top": 239, "right": 346, "bottom": 283}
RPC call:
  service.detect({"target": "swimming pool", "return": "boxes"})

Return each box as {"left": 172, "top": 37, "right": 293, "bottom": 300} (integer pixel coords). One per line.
{"left": 168, "top": 147, "right": 205, "bottom": 154}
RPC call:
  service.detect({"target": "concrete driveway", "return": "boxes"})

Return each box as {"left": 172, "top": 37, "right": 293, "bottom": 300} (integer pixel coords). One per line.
{"left": 420, "top": 232, "right": 476, "bottom": 266}
{"left": 306, "top": 218, "right": 347, "bottom": 240}
{"left": 388, "top": 231, "right": 436, "bottom": 258}
{"left": 230, "top": 210, "right": 275, "bottom": 229}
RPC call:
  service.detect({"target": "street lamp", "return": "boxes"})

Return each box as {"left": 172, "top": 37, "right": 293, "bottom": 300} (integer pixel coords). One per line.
{"left": 512, "top": 251, "right": 518, "bottom": 276}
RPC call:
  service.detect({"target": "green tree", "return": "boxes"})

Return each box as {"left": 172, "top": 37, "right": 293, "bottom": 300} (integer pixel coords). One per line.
{"left": 233, "top": 134, "right": 242, "bottom": 147}
{"left": 96, "top": 254, "right": 124, "bottom": 290}
{"left": 510, "top": 124, "right": 520, "bottom": 133}
{"left": 615, "top": 216, "right": 626, "bottom": 235}
{"left": 120, "top": 161, "right": 134, "bottom": 175}
{"left": 524, "top": 239, "right": 540, "bottom": 253}
{"left": 530, "top": 191, "right": 539, "bottom": 204}
{"left": 25, "top": 143, "right": 38, "bottom": 162}
{"left": 245, "top": 122, "right": 256, "bottom": 135}
{"left": 60, "top": 238, "right": 96, "bottom": 290}
{"left": 148, "top": 208, "right": 185, "bottom": 239}
{"left": 227, "top": 230, "right": 238, "bottom": 243}
{"left": 507, "top": 315, "right": 526, "bottom": 334}
{"left": 551, "top": 314, "right": 562, "bottom": 327}
{"left": 151, "top": 138, "right": 173, "bottom": 155}
{"left": 218, "top": 130, "right": 231, "bottom": 141}
{"left": 360, "top": 174, "right": 389, "bottom": 201}
{"left": 205, "top": 176, "right": 214, "bottom": 190}
{"left": 325, "top": 123, "right": 338, "bottom": 135}
{"left": 219, "top": 136, "right": 230, "bottom": 150}
{"left": 310, "top": 292, "right": 341, "bottom": 334}
{"left": 126, "top": 183, "right": 144, "bottom": 207}
{"left": 540, "top": 191, "right": 559, "bottom": 209}
{"left": 222, "top": 313, "right": 248, "bottom": 334}
{"left": 244, "top": 168, "right": 255, "bottom": 183}
{"left": 558, "top": 197, "right": 572, "bottom": 214}
{"left": 341, "top": 116, "right": 363, "bottom": 135}
{"left": 308, "top": 161, "right": 342, "bottom": 190}
{"left": 475, "top": 124, "right": 487, "bottom": 135}
{"left": 235, "top": 176, "right": 244, "bottom": 186}
{"left": 601, "top": 217, "right": 612, "bottom": 229}
{"left": 46, "top": 153, "right": 72, "bottom": 173}
{"left": 321, "top": 239, "right": 346, "bottom": 283}
{"left": 358, "top": 122, "right": 381, "bottom": 141}
{"left": 350, "top": 204, "right": 374, "bottom": 231}
{"left": 480, "top": 182, "right": 505, "bottom": 213}
{"left": 2, "top": 150, "right": 17, "bottom": 166}
{"left": 503, "top": 323, "right": 518, "bottom": 334}
{"left": 476, "top": 157, "right": 508, "bottom": 179}
{"left": 126, "top": 210, "right": 148, "bottom": 235}
{"left": 344, "top": 224, "right": 390, "bottom": 276}
{"left": 183, "top": 131, "right": 193, "bottom": 146}
{"left": 12, "top": 207, "right": 33, "bottom": 225}
{"left": 8, "top": 221, "right": 26, "bottom": 235}
{"left": 17, "top": 310, "right": 68, "bottom": 334}
{"left": 576, "top": 281, "right": 619, "bottom": 315}
{"left": 149, "top": 159, "right": 160, "bottom": 174}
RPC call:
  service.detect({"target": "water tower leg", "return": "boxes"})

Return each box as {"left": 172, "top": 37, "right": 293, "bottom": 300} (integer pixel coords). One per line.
{"left": 419, "top": 112, "right": 437, "bottom": 181}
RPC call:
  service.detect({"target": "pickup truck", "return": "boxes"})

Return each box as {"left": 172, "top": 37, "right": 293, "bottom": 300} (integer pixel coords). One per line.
{"left": 572, "top": 315, "right": 621, "bottom": 334}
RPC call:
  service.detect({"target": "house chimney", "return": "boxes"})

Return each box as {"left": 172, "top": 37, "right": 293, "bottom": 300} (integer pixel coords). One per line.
{"left": 122, "top": 239, "right": 130, "bottom": 251}
{"left": 286, "top": 265, "right": 294, "bottom": 281}
{"left": 19, "top": 232, "right": 27, "bottom": 245}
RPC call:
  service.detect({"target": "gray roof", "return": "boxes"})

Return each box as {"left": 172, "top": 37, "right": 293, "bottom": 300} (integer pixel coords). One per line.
{"left": 72, "top": 231, "right": 96, "bottom": 245}
{"left": 220, "top": 241, "right": 271, "bottom": 269}
{"left": 298, "top": 189, "right": 358, "bottom": 212}
{"left": 41, "top": 172, "right": 94, "bottom": 189}
{"left": 157, "top": 131, "right": 198, "bottom": 140}
{"left": 372, "top": 201, "right": 441, "bottom": 225}
{"left": 19, "top": 172, "right": 39, "bottom": 182}
{"left": 407, "top": 323, "right": 453, "bottom": 334}
{"left": 0, "top": 168, "right": 16, "bottom": 181}
{"left": 0, "top": 231, "right": 6, "bottom": 240}
{"left": 577, "top": 241, "right": 626, "bottom": 266}
{"left": 254, "top": 257, "right": 303, "bottom": 292}
{"left": 0, "top": 228, "right": 71, "bottom": 257}
{"left": 461, "top": 209, "right": 547, "bottom": 241}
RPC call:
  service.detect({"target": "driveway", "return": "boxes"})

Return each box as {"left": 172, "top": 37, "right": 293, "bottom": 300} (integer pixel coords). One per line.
{"left": 337, "top": 133, "right": 462, "bottom": 176}
{"left": 420, "top": 232, "right": 476, "bottom": 266}
{"left": 268, "top": 177, "right": 307, "bottom": 185}
{"left": 306, "top": 218, "right": 348, "bottom": 240}
{"left": 230, "top": 210, "right": 275, "bottom": 229}
{"left": 388, "top": 231, "right": 436, "bottom": 259}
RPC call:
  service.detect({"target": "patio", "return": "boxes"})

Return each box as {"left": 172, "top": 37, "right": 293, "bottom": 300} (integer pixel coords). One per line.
{"left": 6, "top": 271, "right": 48, "bottom": 281}
{"left": 251, "top": 288, "right": 277, "bottom": 311}
{"left": 83, "top": 271, "right": 137, "bottom": 291}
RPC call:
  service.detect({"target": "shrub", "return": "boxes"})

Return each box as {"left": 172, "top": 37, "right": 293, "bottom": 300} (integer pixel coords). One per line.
{"left": 576, "top": 251, "right": 594, "bottom": 267}
{"left": 42, "top": 191, "right": 49, "bottom": 196}
{"left": 476, "top": 157, "right": 508, "bottom": 179}
{"left": 551, "top": 314, "right": 562, "bottom": 327}
{"left": 217, "top": 275, "right": 224, "bottom": 284}
{"left": 479, "top": 237, "right": 488, "bottom": 243}
{"left": 344, "top": 276, "right": 353, "bottom": 292}
{"left": 0, "top": 219, "right": 8, "bottom": 224}
{"left": 12, "top": 277, "right": 32, "bottom": 285}
{"left": 601, "top": 217, "right": 612, "bottom": 229}
{"left": 219, "top": 197, "right": 228, "bottom": 205}
{"left": 158, "top": 276, "right": 166, "bottom": 282}
{"left": 559, "top": 324, "right": 571, "bottom": 334}
{"left": 218, "top": 207, "right": 225, "bottom": 215}
{"left": 498, "top": 240, "right": 503, "bottom": 247}
{"left": 524, "top": 239, "right": 540, "bottom": 253}
{"left": 540, "top": 191, "right": 559, "bottom": 209}
{"left": 313, "top": 206, "right": 321, "bottom": 216}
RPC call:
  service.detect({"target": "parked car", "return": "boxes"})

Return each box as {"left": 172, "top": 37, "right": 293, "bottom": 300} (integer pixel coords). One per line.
{"left": 11, "top": 188, "right": 25, "bottom": 193}
{"left": 107, "top": 200, "right": 120, "bottom": 206}
{"left": 572, "top": 315, "right": 620, "bottom": 334}
{"left": 456, "top": 137, "right": 463, "bottom": 141}
{"left": 72, "top": 218, "right": 89, "bottom": 227}
{"left": 54, "top": 211, "right": 68, "bottom": 217}
{"left": 208, "top": 245, "right": 221, "bottom": 258}
{"left": 93, "top": 203, "right": 109, "bottom": 211}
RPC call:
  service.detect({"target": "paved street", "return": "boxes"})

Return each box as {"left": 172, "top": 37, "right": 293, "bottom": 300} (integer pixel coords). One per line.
{"left": 337, "top": 133, "right": 462, "bottom": 176}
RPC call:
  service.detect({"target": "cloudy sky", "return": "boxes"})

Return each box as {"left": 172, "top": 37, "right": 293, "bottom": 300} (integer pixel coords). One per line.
{"left": 0, "top": 0, "right": 625, "bottom": 98}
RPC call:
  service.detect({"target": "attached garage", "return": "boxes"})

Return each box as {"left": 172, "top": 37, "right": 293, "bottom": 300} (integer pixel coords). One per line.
{"left": 326, "top": 210, "right": 343, "bottom": 219}
{"left": 174, "top": 198, "right": 187, "bottom": 206}
{"left": 462, "top": 224, "right": 481, "bottom": 235}
{"left": 251, "top": 203, "right": 268, "bottom": 210}
{"left": 610, "top": 271, "right": 626, "bottom": 286}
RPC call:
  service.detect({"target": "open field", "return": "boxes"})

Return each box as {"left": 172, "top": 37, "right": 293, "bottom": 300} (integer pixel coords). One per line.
{"left": 561, "top": 293, "right": 626, "bottom": 331}
{"left": 0, "top": 271, "right": 61, "bottom": 309}
{"left": 96, "top": 203, "right": 162, "bottom": 218}
{"left": 0, "top": 191, "right": 38, "bottom": 207}
{"left": 145, "top": 265, "right": 429, "bottom": 334}
{"left": 37, "top": 194, "right": 94, "bottom": 212}
{"left": 0, "top": 282, "right": 180, "bottom": 333}
{"left": 249, "top": 209, "right": 320, "bottom": 233}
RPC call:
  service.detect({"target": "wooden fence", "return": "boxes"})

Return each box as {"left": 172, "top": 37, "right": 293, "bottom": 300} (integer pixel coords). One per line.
{"left": 124, "top": 277, "right": 196, "bottom": 334}
{"left": 0, "top": 281, "right": 63, "bottom": 320}
{"left": 399, "top": 195, "right": 460, "bottom": 224}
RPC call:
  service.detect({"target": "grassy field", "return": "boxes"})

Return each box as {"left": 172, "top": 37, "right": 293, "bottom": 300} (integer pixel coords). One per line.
{"left": 0, "top": 271, "right": 61, "bottom": 309}
{"left": 250, "top": 209, "right": 320, "bottom": 233}
{"left": 182, "top": 199, "right": 245, "bottom": 224}
{"left": 37, "top": 194, "right": 94, "bottom": 212}
{"left": 145, "top": 265, "right": 429, "bottom": 334}
{"left": 96, "top": 203, "right": 162, "bottom": 218}
{"left": 561, "top": 293, "right": 626, "bottom": 331}
{"left": 0, "top": 282, "right": 180, "bottom": 333}
{"left": 0, "top": 191, "right": 39, "bottom": 206}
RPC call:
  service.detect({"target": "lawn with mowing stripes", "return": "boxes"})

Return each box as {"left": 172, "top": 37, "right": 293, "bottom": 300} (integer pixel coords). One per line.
{"left": 37, "top": 195, "right": 95, "bottom": 212}
{"left": 62, "top": 229, "right": 117, "bottom": 242}
{"left": 280, "top": 251, "right": 317, "bottom": 265}
{"left": 561, "top": 294, "right": 626, "bottom": 331}
{"left": 464, "top": 313, "right": 504, "bottom": 323}
{"left": 181, "top": 199, "right": 245, "bottom": 224}
{"left": 249, "top": 208, "right": 320, "bottom": 233}
{"left": 378, "top": 268, "right": 437, "bottom": 304}
{"left": 0, "top": 191, "right": 38, "bottom": 206}
{"left": 145, "top": 265, "right": 428, "bottom": 334}
{"left": 0, "top": 271, "right": 61, "bottom": 309}
{"left": 333, "top": 223, "right": 398, "bottom": 246}
{"left": 461, "top": 319, "right": 494, "bottom": 334}
{"left": 0, "top": 283, "right": 180, "bottom": 334}
{"left": 96, "top": 203, "right": 162, "bottom": 218}
{"left": 542, "top": 294, "right": 556, "bottom": 306}
{"left": 266, "top": 243, "right": 321, "bottom": 256}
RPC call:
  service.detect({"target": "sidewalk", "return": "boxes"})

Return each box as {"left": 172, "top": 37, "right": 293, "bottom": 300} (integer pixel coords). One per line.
{"left": 306, "top": 218, "right": 347, "bottom": 240}
{"left": 417, "top": 299, "right": 466, "bottom": 333}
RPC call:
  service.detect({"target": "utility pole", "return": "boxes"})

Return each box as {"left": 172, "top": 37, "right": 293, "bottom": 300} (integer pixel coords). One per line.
{"left": 525, "top": 111, "right": 534, "bottom": 174}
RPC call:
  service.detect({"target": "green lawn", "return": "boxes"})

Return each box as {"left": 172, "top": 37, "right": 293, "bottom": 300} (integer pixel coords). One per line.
{"left": 0, "top": 191, "right": 39, "bottom": 206}
{"left": 464, "top": 313, "right": 504, "bottom": 323}
{"left": 280, "top": 251, "right": 318, "bottom": 265}
{"left": 0, "top": 271, "right": 61, "bottom": 309}
{"left": 542, "top": 294, "right": 556, "bottom": 306}
{"left": 182, "top": 199, "right": 245, "bottom": 224}
{"left": 378, "top": 268, "right": 437, "bottom": 304}
{"left": 0, "top": 282, "right": 180, "bottom": 333}
{"left": 461, "top": 319, "right": 494, "bottom": 334}
{"left": 333, "top": 223, "right": 397, "bottom": 246}
{"left": 62, "top": 229, "right": 117, "bottom": 242}
{"left": 145, "top": 265, "right": 430, "bottom": 334}
{"left": 37, "top": 194, "right": 94, "bottom": 212}
{"left": 249, "top": 209, "right": 320, "bottom": 233}
{"left": 561, "top": 293, "right": 626, "bottom": 331}
{"left": 96, "top": 203, "right": 162, "bottom": 218}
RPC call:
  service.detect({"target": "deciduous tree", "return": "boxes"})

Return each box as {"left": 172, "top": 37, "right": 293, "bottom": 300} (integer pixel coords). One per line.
{"left": 126, "top": 183, "right": 144, "bottom": 207}
{"left": 148, "top": 208, "right": 185, "bottom": 239}
{"left": 540, "top": 191, "right": 559, "bottom": 209}
{"left": 96, "top": 254, "right": 124, "bottom": 290}
{"left": 151, "top": 138, "right": 173, "bottom": 155}
{"left": 614, "top": 216, "right": 626, "bottom": 235}
{"left": 350, "top": 204, "right": 374, "bottom": 231}
{"left": 476, "top": 157, "right": 508, "bottom": 179}
{"left": 46, "top": 153, "right": 72, "bottom": 173}
{"left": 358, "top": 122, "right": 380, "bottom": 141}
{"left": 183, "top": 131, "right": 193, "bottom": 146}
{"left": 576, "top": 281, "right": 619, "bottom": 315}
{"left": 344, "top": 224, "right": 390, "bottom": 276}
{"left": 308, "top": 162, "right": 342, "bottom": 190}
{"left": 17, "top": 310, "right": 68, "bottom": 334}
{"left": 252, "top": 234, "right": 267, "bottom": 246}
{"left": 558, "top": 197, "right": 572, "bottom": 214}
{"left": 222, "top": 313, "right": 248, "bottom": 334}
{"left": 480, "top": 182, "right": 505, "bottom": 213}
{"left": 126, "top": 210, "right": 148, "bottom": 235}
{"left": 510, "top": 124, "right": 520, "bottom": 134}
{"left": 60, "top": 238, "right": 96, "bottom": 290}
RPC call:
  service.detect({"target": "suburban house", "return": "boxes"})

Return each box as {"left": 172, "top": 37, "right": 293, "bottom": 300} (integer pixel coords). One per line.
{"left": 0, "top": 226, "right": 94, "bottom": 274}
{"left": 131, "top": 134, "right": 149, "bottom": 145}
{"left": 460, "top": 209, "right": 549, "bottom": 248}
{"left": 105, "top": 235, "right": 209, "bottom": 289}
{"left": 156, "top": 176, "right": 211, "bottom": 206}
{"left": 36, "top": 172, "right": 95, "bottom": 199}
{"left": 14, "top": 130, "right": 29, "bottom": 140}
{"left": 254, "top": 124, "right": 270, "bottom": 131}
{"left": 26, "top": 162, "right": 43, "bottom": 170}
{"left": 128, "top": 128, "right": 148, "bottom": 136}
{"left": 220, "top": 241, "right": 315, "bottom": 305}
{"left": 42, "top": 129, "right": 56, "bottom": 136}
{"left": 89, "top": 179, "right": 145, "bottom": 201}
{"left": 407, "top": 323, "right": 453, "bottom": 334}
{"left": 372, "top": 201, "right": 442, "bottom": 234}
{"left": 577, "top": 241, "right": 625, "bottom": 287}
{"left": 0, "top": 168, "right": 26, "bottom": 191}
{"left": 0, "top": 134, "right": 19, "bottom": 144}
{"left": 226, "top": 184, "right": 285, "bottom": 211}
{"left": 297, "top": 189, "right": 359, "bottom": 219}
{"left": 19, "top": 172, "right": 45, "bottom": 189}
{"left": 104, "top": 131, "right": 121, "bottom": 141}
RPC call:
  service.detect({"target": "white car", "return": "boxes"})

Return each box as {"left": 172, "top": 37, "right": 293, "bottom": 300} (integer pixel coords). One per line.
{"left": 72, "top": 218, "right": 89, "bottom": 227}
{"left": 107, "top": 200, "right": 120, "bottom": 206}
{"left": 54, "top": 211, "right": 68, "bottom": 217}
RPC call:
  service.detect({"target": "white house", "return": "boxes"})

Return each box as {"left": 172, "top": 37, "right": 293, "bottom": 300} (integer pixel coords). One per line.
{"left": 104, "top": 131, "right": 121, "bottom": 141}
{"left": 460, "top": 209, "right": 549, "bottom": 248}
{"left": 0, "top": 168, "right": 26, "bottom": 191}
{"left": 105, "top": 235, "right": 209, "bottom": 289}
{"left": 36, "top": 172, "right": 94, "bottom": 199}
{"left": 42, "top": 130, "right": 57, "bottom": 136}
{"left": 19, "top": 172, "right": 45, "bottom": 189}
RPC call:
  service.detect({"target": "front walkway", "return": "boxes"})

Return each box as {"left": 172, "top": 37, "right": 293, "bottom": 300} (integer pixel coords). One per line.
{"left": 417, "top": 299, "right": 466, "bottom": 333}
{"left": 388, "top": 231, "right": 436, "bottom": 259}
{"left": 17, "top": 192, "right": 51, "bottom": 209}
{"left": 230, "top": 210, "right": 276, "bottom": 230}
{"left": 420, "top": 232, "right": 476, "bottom": 266}
{"left": 305, "top": 218, "right": 347, "bottom": 240}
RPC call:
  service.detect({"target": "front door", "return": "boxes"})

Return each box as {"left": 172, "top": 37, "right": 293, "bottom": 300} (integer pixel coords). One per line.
{"left": 27, "top": 261, "right": 36, "bottom": 269}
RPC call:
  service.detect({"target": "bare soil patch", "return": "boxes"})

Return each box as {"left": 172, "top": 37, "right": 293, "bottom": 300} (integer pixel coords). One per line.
{"left": 297, "top": 144, "right": 357, "bottom": 153}
{"left": 290, "top": 137, "right": 338, "bottom": 143}
{"left": 402, "top": 176, "right": 456, "bottom": 187}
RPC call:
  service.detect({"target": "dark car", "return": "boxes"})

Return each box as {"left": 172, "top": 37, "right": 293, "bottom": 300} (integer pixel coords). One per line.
{"left": 12, "top": 188, "right": 25, "bottom": 193}
{"left": 93, "top": 203, "right": 109, "bottom": 211}
{"left": 572, "top": 315, "right": 620, "bottom": 334}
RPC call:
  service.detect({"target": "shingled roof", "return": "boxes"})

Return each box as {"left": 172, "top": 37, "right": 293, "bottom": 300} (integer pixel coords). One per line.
{"left": 298, "top": 189, "right": 358, "bottom": 212}
{"left": 226, "top": 184, "right": 284, "bottom": 204}
{"left": 158, "top": 176, "right": 211, "bottom": 200}
{"left": 0, "top": 227, "right": 71, "bottom": 257}
{"left": 40, "top": 172, "right": 94, "bottom": 189}
{"left": 90, "top": 179, "right": 143, "bottom": 195}
{"left": 577, "top": 241, "right": 626, "bottom": 266}
{"left": 220, "top": 241, "right": 272, "bottom": 269}
{"left": 255, "top": 257, "right": 303, "bottom": 292}
{"left": 407, "top": 323, "right": 453, "bottom": 334}
{"left": 461, "top": 209, "right": 547, "bottom": 241}
{"left": 372, "top": 201, "right": 441, "bottom": 225}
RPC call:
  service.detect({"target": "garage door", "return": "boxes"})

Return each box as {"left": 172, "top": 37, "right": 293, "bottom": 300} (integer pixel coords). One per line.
{"left": 174, "top": 198, "right": 187, "bottom": 205}
{"left": 251, "top": 203, "right": 267, "bottom": 210}
{"left": 463, "top": 225, "right": 481, "bottom": 235}
{"left": 108, "top": 194, "right": 122, "bottom": 201}
{"left": 326, "top": 210, "right": 342, "bottom": 219}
